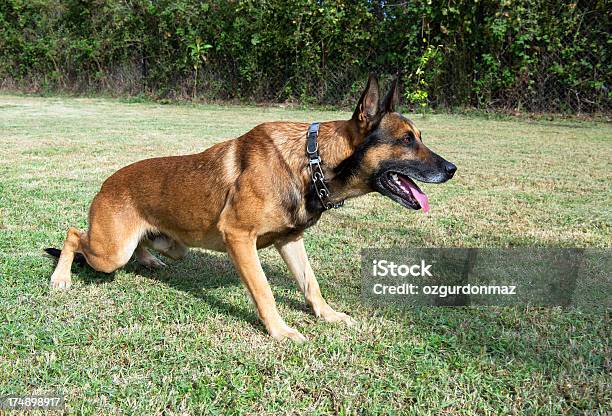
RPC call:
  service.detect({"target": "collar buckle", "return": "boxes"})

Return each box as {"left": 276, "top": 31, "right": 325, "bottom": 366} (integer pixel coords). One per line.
{"left": 308, "top": 156, "right": 321, "bottom": 165}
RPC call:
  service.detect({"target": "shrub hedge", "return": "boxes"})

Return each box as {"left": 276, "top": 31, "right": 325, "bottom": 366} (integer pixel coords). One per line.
{"left": 1, "top": 0, "right": 609, "bottom": 112}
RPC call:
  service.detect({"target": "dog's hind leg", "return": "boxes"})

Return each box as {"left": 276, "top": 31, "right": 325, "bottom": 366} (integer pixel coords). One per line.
{"left": 48, "top": 227, "right": 83, "bottom": 289}
{"left": 48, "top": 193, "right": 150, "bottom": 289}
{"left": 134, "top": 244, "right": 167, "bottom": 269}
{"left": 144, "top": 234, "right": 188, "bottom": 260}
{"left": 275, "top": 236, "right": 355, "bottom": 326}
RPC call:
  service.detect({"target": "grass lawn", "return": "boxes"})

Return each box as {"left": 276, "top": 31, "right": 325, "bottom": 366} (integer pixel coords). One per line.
{"left": 0, "top": 95, "right": 610, "bottom": 414}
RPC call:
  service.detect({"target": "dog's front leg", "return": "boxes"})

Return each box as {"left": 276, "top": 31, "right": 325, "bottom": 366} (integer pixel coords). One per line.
{"left": 275, "top": 236, "right": 355, "bottom": 326}
{"left": 224, "top": 232, "right": 307, "bottom": 342}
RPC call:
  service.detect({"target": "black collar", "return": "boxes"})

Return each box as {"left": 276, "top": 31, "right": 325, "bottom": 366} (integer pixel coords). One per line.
{"left": 306, "top": 123, "right": 344, "bottom": 210}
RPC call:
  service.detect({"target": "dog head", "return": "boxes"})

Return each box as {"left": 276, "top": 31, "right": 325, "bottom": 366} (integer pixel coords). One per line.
{"left": 337, "top": 75, "right": 456, "bottom": 213}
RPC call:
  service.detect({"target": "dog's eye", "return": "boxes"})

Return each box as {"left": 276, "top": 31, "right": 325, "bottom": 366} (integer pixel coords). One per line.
{"left": 402, "top": 133, "right": 415, "bottom": 143}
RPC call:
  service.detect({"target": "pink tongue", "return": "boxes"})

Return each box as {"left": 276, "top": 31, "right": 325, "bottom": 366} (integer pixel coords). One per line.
{"left": 399, "top": 176, "right": 430, "bottom": 213}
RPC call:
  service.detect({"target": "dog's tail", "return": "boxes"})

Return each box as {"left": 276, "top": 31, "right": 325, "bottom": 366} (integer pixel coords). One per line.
{"left": 44, "top": 247, "right": 88, "bottom": 267}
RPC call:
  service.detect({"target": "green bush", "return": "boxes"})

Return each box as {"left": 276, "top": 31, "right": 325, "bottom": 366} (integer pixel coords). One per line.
{"left": 0, "top": 0, "right": 609, "bottom": 112}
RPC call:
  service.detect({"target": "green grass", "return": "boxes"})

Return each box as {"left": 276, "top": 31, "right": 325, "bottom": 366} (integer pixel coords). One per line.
{"left": 0, "top": 95, "right": 610, "bottom": 415}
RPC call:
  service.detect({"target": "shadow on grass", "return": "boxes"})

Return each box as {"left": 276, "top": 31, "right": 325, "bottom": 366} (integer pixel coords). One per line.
{"left": 60, "top": 248, "right": 606, "bottom": 384}
{"left": 69, "top": 249, "right": 307, "bottom": 332}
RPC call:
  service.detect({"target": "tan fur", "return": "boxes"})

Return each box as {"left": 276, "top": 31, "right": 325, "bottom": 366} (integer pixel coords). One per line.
{"left": 48, "top": 75, "right": 454, "bottom": 341}
{"left": 49, "top": 118, "right": 365, "bottom": 340}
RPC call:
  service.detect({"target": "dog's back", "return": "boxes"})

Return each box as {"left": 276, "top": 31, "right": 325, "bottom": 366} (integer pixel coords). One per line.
{"left": 46, "top": 74, "right": 455, "bottom": 342}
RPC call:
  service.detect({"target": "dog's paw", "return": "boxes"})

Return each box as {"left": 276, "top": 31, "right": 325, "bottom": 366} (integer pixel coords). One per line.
{"left": 138, "top": 256, "right": 167, "bottom": 269}
{"left": 269, "top": 325, "right": 307, "bottom": 343}
{"left": 320, "top": 309, "right": 356, "bottom": 326}
{"left": 50, "top": 273, "right": 72, "bottom": 290}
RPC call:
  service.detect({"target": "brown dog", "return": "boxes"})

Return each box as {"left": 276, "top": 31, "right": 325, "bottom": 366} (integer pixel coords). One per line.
{"left": 46, "top": 75, "right": 456, "bottom": 341}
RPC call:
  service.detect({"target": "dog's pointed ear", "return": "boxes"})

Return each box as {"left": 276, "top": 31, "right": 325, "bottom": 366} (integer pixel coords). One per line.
{"left": 352, "top": 73, "right": 380, "bottom": 126}
{"left": 381, "top": 78, "right": 399, "bottom": 113}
